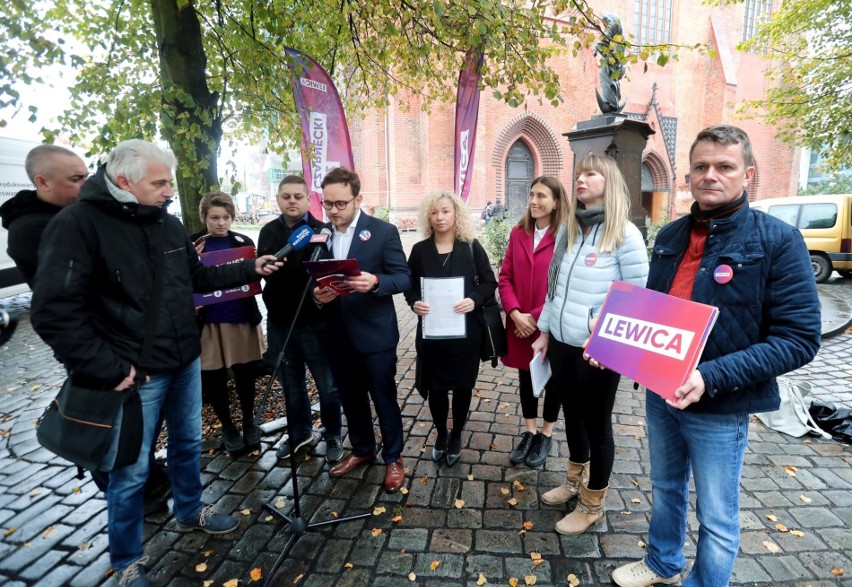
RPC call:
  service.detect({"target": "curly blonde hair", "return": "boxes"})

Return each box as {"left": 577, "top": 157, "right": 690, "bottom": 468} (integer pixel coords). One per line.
{"left": 417, "top": 191, "right": 476, "bottom": 242}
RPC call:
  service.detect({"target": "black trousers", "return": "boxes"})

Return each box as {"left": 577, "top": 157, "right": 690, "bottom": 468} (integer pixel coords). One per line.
{"left": 548, "top": 338, "right": 620, "bottom": 490}
{"left": 518, "top": 369, "right": 561, "bottom": 422}
{"left": 328, "top": 346, "right": 403, "bottom": 463}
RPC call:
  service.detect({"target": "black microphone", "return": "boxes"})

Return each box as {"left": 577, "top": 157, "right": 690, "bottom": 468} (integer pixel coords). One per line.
{"left": 264, "top": 225, "right": 315, "bottom": 266}
{"left": 0, "top": 309, "right": 17, "bottom": 347}
{"left": 306, "top": 227, "right": 333, "bottom": 263}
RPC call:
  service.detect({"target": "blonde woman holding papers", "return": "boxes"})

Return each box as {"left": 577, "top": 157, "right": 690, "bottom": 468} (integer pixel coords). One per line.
{"left": 532, "top": 153, "right": 648, "bottom": 535}
{"left": 406, "top": 191, "right": 496, "bottom": 466}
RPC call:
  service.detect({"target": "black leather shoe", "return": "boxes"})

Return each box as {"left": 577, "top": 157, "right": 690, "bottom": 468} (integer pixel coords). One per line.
{"left": 524, "top": 433, "right": 552, "bottom": 468}
{"left": 445, "top": 433, "right": 462, "bottom": 467}
{"left": 432, "top": 430, "right": 448, "bottom": 462}
{"left": 510, "top": 431, "right": 535, "bottom": 464}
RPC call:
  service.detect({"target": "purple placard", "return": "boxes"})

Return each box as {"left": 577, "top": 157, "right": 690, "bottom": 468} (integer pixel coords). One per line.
{"left": 192, "top": 246, "right": 262, "bottom": 307}
{"left": 285, "top": 46, "right": 355, "bottom": 219}
{"left": 584, "top": 281, "right": 718, "bottom": 401}
{"left": 453, "top": 48, "right": 484, "bottom": 202}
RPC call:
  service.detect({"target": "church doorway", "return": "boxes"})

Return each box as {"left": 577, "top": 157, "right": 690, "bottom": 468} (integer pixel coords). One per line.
{"left": 504, "top": 140, "right": 534, "bottom": 224}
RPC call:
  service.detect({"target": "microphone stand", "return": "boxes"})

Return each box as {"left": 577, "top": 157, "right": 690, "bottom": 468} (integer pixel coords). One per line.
{"left": 254, "top": 247, "right": 369, "bottom": 586}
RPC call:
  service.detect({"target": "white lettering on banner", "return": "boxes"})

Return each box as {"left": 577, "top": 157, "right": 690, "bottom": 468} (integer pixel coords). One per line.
{"left": 309, "top": 112, "right": 328, "bottom": 191}
{"left": 458, "top": 129, "right": 470, "bottom": 191}
{"left": 597, "top": 312, "right": 693, "bottom": 360}
{"left": 300, "top": 78, "right": 328, "bottom": 93}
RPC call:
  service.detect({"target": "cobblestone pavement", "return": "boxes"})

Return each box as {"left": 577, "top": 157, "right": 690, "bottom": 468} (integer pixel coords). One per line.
{"left": 1, "top": 273, "right": 850, "bottom": 587}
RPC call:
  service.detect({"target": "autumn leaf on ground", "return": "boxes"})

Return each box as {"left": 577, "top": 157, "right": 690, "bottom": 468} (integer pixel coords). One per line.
{"left": 631, "top": 479, "right": 639, "bottom": 487}
{"left": 430, "top": 560, "right": 441, "bottom": 570}
{"left": 513, "top": 480, "right": 525, "bottom": 491}
{"left": 524, "top": 575, "right": 537, "bottom": 585}
{"left": 766, "top": 514, "right": 778, "bottom": 522}
{"left": 532, "top": 559, "right": 544, "bottom": 566}
{"left": 775, "top": 523, "right": 788, "bottom": 532}
{"left": 293, "top": 573, "right": 304, "bottom": 584}
{"left": 831, "top": 567, "right": 844, "bottom": 576}
{"left": 72, "top": 487, "right": 81, "bottom": 494}
{"left": 373, "top": 506, "right": 387, "bottom": 515}
{"left": 475, "top": 391, "right": 483, "bottom": 397}
{"left": 501, "top": 487, "right": 510, "bottom": 495}
{"left": 196, "top": 563, "right": 208, "bottom": 573}
{"left": 523, "top": 521, "right": 534, "bottom": 531}
{"left": 29, "top": 489, "right": 42, "bottom": 497}
{"left": 490, "top": 443, "right": 497, "bottom": 449}
{"left": 202, "top": 551, "right": 213, "bottom": 557}
{"left": 507, "top": 497, "right": 519, "bottom": 507}
{"left": 784, "top": 465, "right": 797, "bottom": 476}
{"left": 0, "top": 429, "right": 9, "bottom": 438}
{"left": 400, "top": 487, "right": 409, "bottom": 495}
{"left": 330, "top": 512, "right": 339, "bottom": 518}
{"left": 371, "top": 528, "right": 382, "bottom": 537}
{"left": 803, "top": 439, "right": 811, "bottom": 444}
{"left": 638, "top": 540, "right": 646, "bottom": 548}
{"left": 799, "top": 495, "right": 812, "bottom": 503}
{"left": 240, "top": 508, "right": 252, "bottom": 516}
{"left": 344, "top": 562, "right": 353, "bottom": 569}
{"left": 42, "top": 527, "right": 57, "bottom": 538}
{"left": 530, "top": 552, "right": 542, "bottom": 562}
{"left": 454, "top": 499, "right": 465, "bottom": 509}
{"left": 203, "top": 581, "right": 214, "bottom": 587}
{"left": 498, "top": 403, "right": 508, "bottom": 409}
{"left": 790, "top": 530, "right": 805, "bottom": 537}
{"left": 409, "top": 572, "right": 417, "bottom": 581}
{"left": 567, "top": 573, "right": 580, "bottom": 586}
{"left": 419, "top": 476, "right": 429, "bottom": 484}
{"left": 763, "top": 541, "right": 780, "bottom": 553}
{"left": 264, "top": 515, "right": 273, "bottom": 522}
{"left": 476, "top": 572, "right": 487, "bottom": 585}
{"left": 620, "top": 511, "right": 633, "bottom": 515}
{"left": 391, "top": 515, "right": 403, "bottom": 522}
{"left": 78, "top": 541, "right": 92, "bottom": 551}
{"left": 509, "top": 579, "right": 519, "bottom": 587}
{"left": 275, "top": 498, "right": 286, "bottom": 509}
{"left": 631, "top": 498, "right": 641, "bottom": 504}
{"left": 4, "top": 528, "right": 18, "bottom": 537}
{"left": 250, "top": 567, "right": 262, "bottom": 581}
{"left": 420, "top": 447, "right": 425, "bottom": 453}
{"left": 467, "top": 474, "right": 475, "bottom": 481}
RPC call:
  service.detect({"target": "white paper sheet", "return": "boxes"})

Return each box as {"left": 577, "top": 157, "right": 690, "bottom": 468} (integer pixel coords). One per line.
{"left": 530, "top": 351, "right": 552, "bottom": 398}
{"left": 421, "top": 277, "right": 466, "bottom": 339}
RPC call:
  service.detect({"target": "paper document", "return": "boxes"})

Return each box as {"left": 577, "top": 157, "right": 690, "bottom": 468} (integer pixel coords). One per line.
{"left": 529, "top": 352, "right": 552, "bottom": 398}
{"left": 421, "top": 277, "right": 466, "bottom": 339}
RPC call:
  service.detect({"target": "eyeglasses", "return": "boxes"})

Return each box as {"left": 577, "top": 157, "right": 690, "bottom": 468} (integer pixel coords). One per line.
{"left": 321, "top": 197, "right": 357, "bottom": 210}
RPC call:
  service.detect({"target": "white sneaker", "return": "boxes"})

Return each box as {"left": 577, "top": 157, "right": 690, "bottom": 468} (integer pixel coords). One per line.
{"left": 612, "top": 560, "right": 683, "bottom": 587}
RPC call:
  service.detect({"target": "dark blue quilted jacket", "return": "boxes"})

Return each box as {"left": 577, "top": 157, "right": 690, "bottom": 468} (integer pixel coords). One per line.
{"left": 647, "top": 200, "right": 821, "bottom": 414}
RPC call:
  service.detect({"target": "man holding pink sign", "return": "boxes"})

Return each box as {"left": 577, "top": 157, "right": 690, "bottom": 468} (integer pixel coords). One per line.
{"left": 611, "top": 126, "right": 821, "bottom": 587}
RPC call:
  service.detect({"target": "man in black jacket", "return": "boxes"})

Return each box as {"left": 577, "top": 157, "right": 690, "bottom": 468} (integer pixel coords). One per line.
{"left": 31, "top": 139, "right": 281, "bottom": 587}
{"left": 258, "top": 175, "right": 343, "bottom": 462}
{"left": 0, "top": 144, "right": 87, "bottom": 286}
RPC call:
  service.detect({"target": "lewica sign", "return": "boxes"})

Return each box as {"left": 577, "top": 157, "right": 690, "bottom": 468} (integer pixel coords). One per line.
{"left": 597, "top": 313, "right": 694, "bottom": 361}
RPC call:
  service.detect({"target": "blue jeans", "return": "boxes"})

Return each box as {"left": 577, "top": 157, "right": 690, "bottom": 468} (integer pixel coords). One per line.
{"left": 644, "top": 390, "right": 749, "bottom": 587}
{"left": 107, "top": 359, "right": 205, "bottom": 570}
{"left": 266, "top": 321, "right": 341, "bottom": 440}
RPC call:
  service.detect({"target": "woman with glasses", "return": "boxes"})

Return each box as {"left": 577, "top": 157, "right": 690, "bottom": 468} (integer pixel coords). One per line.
{"left": 405, "top": 191, "right": 497, "bottom": 466}
{"left": 498, "top": 176, "right": 568, "bottom": 469}
{"left": 532, "top": 153, "right": 648, "bottom": 535}
{"left": 191, "top": 192, "right": 265, "bottom": 457}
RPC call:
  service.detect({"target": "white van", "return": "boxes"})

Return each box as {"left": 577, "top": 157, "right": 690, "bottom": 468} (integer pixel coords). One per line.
{"left": 0, "top": 137, "right": 41, "bottom": 289}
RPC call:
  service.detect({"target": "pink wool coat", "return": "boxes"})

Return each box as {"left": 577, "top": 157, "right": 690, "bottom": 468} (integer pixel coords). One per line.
{"left": 497, "top": 224, "right": 555, "bottom": 370}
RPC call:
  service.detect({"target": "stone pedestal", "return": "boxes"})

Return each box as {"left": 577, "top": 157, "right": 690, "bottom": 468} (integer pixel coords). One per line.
{"left": 564, "top": 115, "right": 654, "bottom": 237}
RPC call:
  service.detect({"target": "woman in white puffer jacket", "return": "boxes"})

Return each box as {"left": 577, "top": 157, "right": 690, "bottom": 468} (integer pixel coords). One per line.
{"left": 532, "top": 152, "right": 649, "bottom": 536}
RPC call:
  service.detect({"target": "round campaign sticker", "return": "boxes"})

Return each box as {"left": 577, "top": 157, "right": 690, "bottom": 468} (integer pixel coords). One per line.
{"left": 714, "top": 264, "right": 733, "bottom": 284}
{"left": 585, "top": 253, "right": 598, "bottom": 266}
{"left": 359, "top": 230, "right": 372, "bottom": 242}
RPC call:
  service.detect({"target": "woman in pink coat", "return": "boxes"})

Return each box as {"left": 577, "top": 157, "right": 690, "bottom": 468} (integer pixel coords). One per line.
{"left": 498, "top": 176, "right": 568, "bottom": 468}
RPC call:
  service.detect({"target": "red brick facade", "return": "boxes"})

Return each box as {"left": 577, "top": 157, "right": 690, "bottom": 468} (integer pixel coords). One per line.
{"left": 348, "top": 0, "right": 796, "bottom": 226}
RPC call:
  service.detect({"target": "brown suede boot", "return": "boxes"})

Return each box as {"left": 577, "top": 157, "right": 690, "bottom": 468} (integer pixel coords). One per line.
{"left": 555, "top": 485, "right": 607, "bottom": 535}
{"left": 540, "top": 460, "right": 589, "bottom": 505}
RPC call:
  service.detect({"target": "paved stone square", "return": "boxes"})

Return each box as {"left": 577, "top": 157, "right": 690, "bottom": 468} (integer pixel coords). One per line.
{"left": 0, "top": 273, "right": 851, "bottom": 586}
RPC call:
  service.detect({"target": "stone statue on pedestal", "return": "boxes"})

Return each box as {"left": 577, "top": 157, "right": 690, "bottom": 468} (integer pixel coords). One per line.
{"left": 595, "top": 13, "right": 627, "bottom": 114}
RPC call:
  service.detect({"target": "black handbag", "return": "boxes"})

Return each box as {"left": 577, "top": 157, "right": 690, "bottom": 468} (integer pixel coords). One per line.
{"left": 468, "top": 241, "right": 507, "bottom": 367}
{"left": 36, "top": 224, "right": 165, "bottom": 472}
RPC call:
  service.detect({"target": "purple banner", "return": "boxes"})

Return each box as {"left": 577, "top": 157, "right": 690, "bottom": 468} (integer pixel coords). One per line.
{"left": 192, "top": 246, "right": 262, "bottom": 307}
{"left": 285, "top": 47, "right": 355, "bottom": 219}
{"left": 453, "top": 49, "right": 484, "bottom": 203}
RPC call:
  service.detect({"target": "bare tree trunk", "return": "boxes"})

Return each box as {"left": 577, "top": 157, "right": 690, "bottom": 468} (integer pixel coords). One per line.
{"left": 149, "top": 0, "right": 221, "bottom": 233}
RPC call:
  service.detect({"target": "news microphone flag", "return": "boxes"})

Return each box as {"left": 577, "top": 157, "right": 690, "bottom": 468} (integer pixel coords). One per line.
{"left": 285, "top": 47, "right": 355, "bottom": 219}
{"left": 193, "top": 247, "right": 262, "bottom": 307}
{"left": 453, "top": 48, "right": 484, "bottom": 203}
{"left": 584, "top": 281, "right": 719, "bottom": 401}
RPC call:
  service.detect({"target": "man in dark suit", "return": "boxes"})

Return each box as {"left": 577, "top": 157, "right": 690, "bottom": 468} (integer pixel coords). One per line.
{"left": 314, "top": 167, "right": 411, "bottom": 493}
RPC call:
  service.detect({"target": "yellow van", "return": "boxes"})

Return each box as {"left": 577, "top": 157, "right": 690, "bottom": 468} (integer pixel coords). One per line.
{"left": 751, "top": 194, "right": 852, "bottom": 283}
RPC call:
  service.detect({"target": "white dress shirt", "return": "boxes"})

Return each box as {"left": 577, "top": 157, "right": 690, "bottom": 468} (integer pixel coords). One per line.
{"left": 533, "top": 225, "right": 549, "bottom": 250}
{"left": 332, "top": 209, "right": 362, "bottom": 259}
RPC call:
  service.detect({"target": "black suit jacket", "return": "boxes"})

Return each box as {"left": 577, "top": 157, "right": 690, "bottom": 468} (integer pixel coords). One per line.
{"left": 323, "top": 212, "right": 411, "bottom": 354}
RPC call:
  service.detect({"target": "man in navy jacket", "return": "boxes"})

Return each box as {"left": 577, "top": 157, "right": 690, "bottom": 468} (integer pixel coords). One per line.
{"left": 314, "top": 167, "right": 411, "bottom": 493}
{"left": 612, "top": 126, "right": 820, "bottom": 587}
